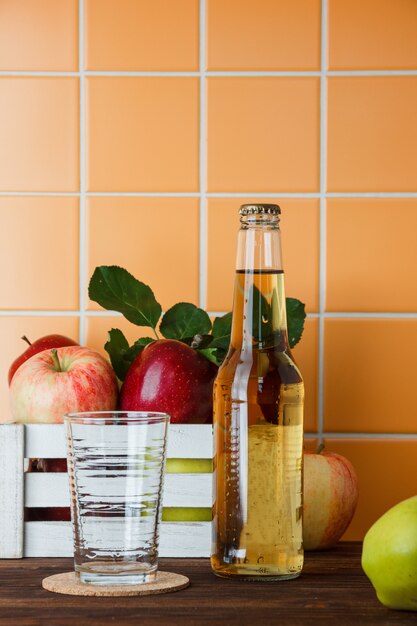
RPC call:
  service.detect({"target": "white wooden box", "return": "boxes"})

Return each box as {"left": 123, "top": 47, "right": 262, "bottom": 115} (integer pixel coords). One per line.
{"left": 0, "top": 423, "right": 213, "bottom": 559}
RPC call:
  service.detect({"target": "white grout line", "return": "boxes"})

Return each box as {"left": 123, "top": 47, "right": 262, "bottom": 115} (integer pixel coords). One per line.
{"left": 1, "top": 190, "right": 417, "bottom": 197}
{"left": 317, "top": 0, "right": 328, "bottom": 446}
{"left": 327, "top": 192, "right": 417, "bottom": 198}
{"left": 3, "top": 309, "right": 416, "bottom": 318}
{"left": 85, "top": 71, "right": 200, "bottom": 77}
{"left": 2, "top": 70, "right": 417, "bottom": 78}
{"left": 4, "top": 310, "right": 417, "bottom": 318}
{"left": 0, "top": 192, "right": 81, "bottom": 196}
{"left": 198, "top": 0, "right": 207, "bottom": 310}
{"left": 327, "top": 70, "right": 417, "bottom": 76}
{"left": 206, "top": 71, "right": 322, "bottom": 77}
{"left": 78, "top": 0, "right": 86, "bottom": 345}
{"left": 87, "top": 191, "right": 201, "bottom": 197}
{"left": 0, "top": 311, "right": 87, "bottom": 317}
{"left": 206, "top": 192, "right": 322, "bottom": 198}
{"left": 0, "top": 71, "right": 79, "bottom": 76}
{"left": 323, "top": 312, "right": 417, "bottom": 319}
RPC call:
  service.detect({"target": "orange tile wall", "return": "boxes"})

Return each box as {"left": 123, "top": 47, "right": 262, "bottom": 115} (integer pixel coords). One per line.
{"left": 0, "top": 0, "right": 416, "bottom": 540}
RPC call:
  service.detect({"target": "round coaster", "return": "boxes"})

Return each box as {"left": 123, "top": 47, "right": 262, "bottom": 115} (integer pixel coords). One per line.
{"left": 42, "top": 571, "right": 190, "bottom": 597}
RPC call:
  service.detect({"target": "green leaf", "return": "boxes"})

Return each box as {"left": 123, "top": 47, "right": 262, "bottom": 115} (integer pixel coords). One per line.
{"left": 104, "top": 329, "right": 153, "bottom": 381}
{"left": 198, "top": 347, "right": 222, "bottom": 366}
{"left": 210, "top": 312, "right": 232, "bottom": 350}
{"left": 89, "top": 266, "right": 162, "bottom": 330}
{"left": 286, "top": 297, "right": 306, "bottom": 348}
{"left": 213, "top": 347, "right": 228, "bottom": 365}
{"left": 124, "top": 337, "right": 154, "bottom": 361}
{"left": 251, "top": 284, "right": 273, "bottom": 343}
{"left": 212, "top": 312, "right": 233, "bottom": 338}
{"left": 210, "top": 335, "right": 229, "bottom": 351}
{"left": 104, "top": 329, "right": 130, "bottom": 381}
{"left": 160, "top": 303, "right": 212, "bottom": 340}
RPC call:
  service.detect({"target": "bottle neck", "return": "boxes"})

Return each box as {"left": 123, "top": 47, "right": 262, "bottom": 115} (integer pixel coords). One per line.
{"left": 235, "top": 215, "right": 283, "bottom": 272}
{"left": 231, "top": 218, "right": 288, "bottom": 350}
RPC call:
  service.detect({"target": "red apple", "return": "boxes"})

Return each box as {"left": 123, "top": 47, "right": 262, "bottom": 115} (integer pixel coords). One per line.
{"left": 29, "top": 458, "right": 69, "bottom": 522}
{"left": 36, "top": 458, "right": 67, "bottom": 472}
{"left": 9, "top": 346, "right": 118, "bottom": 423}
{"left": 303, "top": 447, "right": 359, "bottom": 550}
{"left": 26, "top": 508, "right": 71, "bottom": 522}
{"left": 120, "top": 339, "right": 218, "bottom": 424}
{"left": 8, "top": 334, "right": 78, "bottom": 385}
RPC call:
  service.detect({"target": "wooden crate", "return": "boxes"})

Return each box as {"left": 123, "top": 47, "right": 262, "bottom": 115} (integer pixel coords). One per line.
{"left": 0, "top": 423, "right": 213, "bottom": 559}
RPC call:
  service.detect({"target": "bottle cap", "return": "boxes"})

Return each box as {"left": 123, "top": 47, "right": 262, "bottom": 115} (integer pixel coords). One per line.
{"left": 239, "top": 204, "right": 281, "bottom": 216}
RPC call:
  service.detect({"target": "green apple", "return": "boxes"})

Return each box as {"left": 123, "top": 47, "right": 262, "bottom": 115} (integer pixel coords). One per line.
{"left": 162, "top": 507, "right": 212, "bottom": 522}
{"left": 362, "top": 495, "right": 417, "bottom": 611}
{"left": 163, "top": 458, "right": 213, "bottom": 522}
{"left": 166, "top": 458, "right": 213, "bottom": 473}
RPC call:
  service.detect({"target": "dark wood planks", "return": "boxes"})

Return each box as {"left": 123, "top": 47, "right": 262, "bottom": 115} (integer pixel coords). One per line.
{"left": 0, "top": 544, "right": 415, "bottom": 625}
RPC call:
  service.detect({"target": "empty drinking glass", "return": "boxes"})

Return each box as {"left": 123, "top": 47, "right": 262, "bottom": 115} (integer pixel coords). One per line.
{"left": 64, "top": 411, "right": 169, "bottom": 585}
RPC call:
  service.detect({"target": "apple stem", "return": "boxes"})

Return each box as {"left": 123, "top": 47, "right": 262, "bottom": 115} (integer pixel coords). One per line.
{"left": 316, "top": 442, "right": 325, "bottom": 455}
{"left": 51, "top": 349, "right": 62, "bottom": 372}
{"left": 191, "top": 334, "right": 203, "bottom": 349}
{"left": 21, "top": 335, "right": 32, "bottom": 346}
{"left": 152, "top": 328, "right": 159, "bottom": 340}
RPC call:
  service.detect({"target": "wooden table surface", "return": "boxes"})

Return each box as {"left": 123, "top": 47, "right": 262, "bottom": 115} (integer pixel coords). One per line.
{"left": 0, "top": 543, "right": 415, "bottom": 625}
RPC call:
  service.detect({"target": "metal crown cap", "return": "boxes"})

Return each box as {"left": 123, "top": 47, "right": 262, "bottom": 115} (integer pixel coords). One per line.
{"left": 239, "top": 204, "right": 281, "bottom": 216}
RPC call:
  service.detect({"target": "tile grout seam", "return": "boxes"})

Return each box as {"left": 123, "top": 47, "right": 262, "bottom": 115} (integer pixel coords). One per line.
{"left": 78, "top": 0, "right": 86, "bottom": 345}
{"left": 1, "top": 191, "right": 417, "bottom": 197}
{"left": 1, "top": 70, "right": 417, "bottom": 77}
{"left": 198, "top": 0, "right": 207, "bottom": 310}
{"left": 317, "top": 0, "right": 328, "bottom": 445}
{"left": 2, "top": 310, "right": 417, "bottom": 318}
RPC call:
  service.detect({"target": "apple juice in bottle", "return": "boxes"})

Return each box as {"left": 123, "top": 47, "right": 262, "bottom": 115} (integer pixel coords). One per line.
{"left": 211, "top": 204, "right": 304, "bottom": 580}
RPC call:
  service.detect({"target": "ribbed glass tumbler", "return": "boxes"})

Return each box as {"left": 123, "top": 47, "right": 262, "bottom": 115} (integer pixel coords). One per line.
{"left": 64, "top": 411, "right": 169, "bottom": 585}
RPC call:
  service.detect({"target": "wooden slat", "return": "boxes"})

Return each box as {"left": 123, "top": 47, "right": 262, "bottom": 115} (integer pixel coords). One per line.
{"left": 160, "top": 522, "right": 211, "bottom": 557}
{"left": 167, "top": 425, "right": 213, "bottom": 458}
{"left": 24, "top": 424, "right": 66, "bottom": 458}
{"left": 24, "top": 521, "right": 211, "bottom": 558}
{"left": 25, "top": 424, "right": 213, "bottom": 459}
{"left": 0, "top": 424, "right": 24, "bottom": 558}
{"left": 25, "top": 472, "right": 213, "bottom": 508}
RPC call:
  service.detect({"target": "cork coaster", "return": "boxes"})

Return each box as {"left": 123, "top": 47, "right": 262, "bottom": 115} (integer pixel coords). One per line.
{"left": 42, "top": 571, "right": 190, "bottom": 597}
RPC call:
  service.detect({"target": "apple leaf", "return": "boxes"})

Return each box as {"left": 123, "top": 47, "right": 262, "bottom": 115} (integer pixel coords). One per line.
{"left": 89, "top": 266, "right": 162, "bottom": 330}
{"left": 124, "top": 337, "right": 154, "bottom": 361}
{"left": 286, "top": 297, "right": 306, "bottom": 348}
{"left": 210, "top": 313, "right": 232, "bottom": 350}
{"left": 195, "top": 313, "right": 232, "bottom": 364}
{"left": 212, "top": 312, "right": 233, "bottom": 337}
{"left": 88, "top": 264, "right": 306, "bottom": 373}
{"left": 195, "top": 297, "right": 305, "bottom": 367}
{"left": 104, "top": 329, "right": 130, "bottom": 381}
{"left": 105, "top": 329, "right": 153, "bottom": 381}
{"left": 160, "top": 303, "right": 212, "bottom": 340}
{"left": 198, "top": 347, "right": 222, "bottom": 366}
{"left": 251, "top": 284, "right": 273, "bottom": 343}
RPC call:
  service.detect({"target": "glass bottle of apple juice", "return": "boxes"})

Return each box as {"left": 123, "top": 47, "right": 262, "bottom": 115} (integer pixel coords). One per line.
{"left": 211, "top": 204, "right": 304, "bottom": 580}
